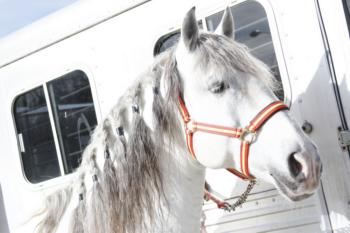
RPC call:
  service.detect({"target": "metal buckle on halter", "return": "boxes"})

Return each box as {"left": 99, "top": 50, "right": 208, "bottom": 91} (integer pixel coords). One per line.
{"left": 239, "top": 127, "right": 256, "bottom": 144}
{"left": 185, "top": 120, "right": 197, "bottom": 133}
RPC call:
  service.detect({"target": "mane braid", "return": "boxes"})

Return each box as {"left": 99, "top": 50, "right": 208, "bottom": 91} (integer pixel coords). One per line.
{"left": 101, "top": 119, "right": 121, "bottom": 233}
{"left": 69, "top": 173, "right": 87, "bottom": 233}
{"left": 125, "top": 84, "right": 164, "bottom": 232}
{"left": 151, "top": 59, "right": 181, "bottom": 150}
{"left": 87, "top": 151, "right": 106, "bottom": 233}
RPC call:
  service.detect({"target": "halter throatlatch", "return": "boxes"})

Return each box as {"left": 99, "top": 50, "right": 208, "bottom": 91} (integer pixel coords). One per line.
{"left": 178, "top": 96, "right": 288, "bottom": 209}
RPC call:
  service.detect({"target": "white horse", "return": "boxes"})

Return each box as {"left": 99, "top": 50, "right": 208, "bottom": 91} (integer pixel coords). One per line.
{"left": 33, "top": 7, "right": 322, "bottom": 233}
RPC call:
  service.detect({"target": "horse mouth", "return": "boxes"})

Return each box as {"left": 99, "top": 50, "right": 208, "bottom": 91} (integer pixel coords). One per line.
{"left": 270, "top": 173, "right": 314, "bottom": 201}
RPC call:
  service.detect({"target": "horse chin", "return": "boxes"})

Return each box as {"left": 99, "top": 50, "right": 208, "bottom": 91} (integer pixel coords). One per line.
{"left": 270, "top": 173, "right": 315, "bottom": 202}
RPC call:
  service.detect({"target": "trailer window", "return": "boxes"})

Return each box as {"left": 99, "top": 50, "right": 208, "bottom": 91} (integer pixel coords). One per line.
{"left": 13, "top": 70, "right": 98, "bottom": 183}
{"left": 47, "top": 71, "right": 97, "bottom": 173}
{"left": 206, "top": 1, "right": 284, "bottom": 99}
{"left": 153, "top": 20, "right": 203, "bottom": 55}
{"left": 153, "top": 31, "right": 180, "bottom": 56}
{"left": 14, "top": 87, "right": 61, "bottom": 183}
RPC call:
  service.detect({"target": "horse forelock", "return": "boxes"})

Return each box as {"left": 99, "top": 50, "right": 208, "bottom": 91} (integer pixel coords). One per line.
{"left": 196, "top": 33, "right": 280, "bottom": 92}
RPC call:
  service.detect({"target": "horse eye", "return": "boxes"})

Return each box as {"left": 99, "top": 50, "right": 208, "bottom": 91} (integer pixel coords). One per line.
{"left": 210, "top": 82, "right": 229, "bottom": 94}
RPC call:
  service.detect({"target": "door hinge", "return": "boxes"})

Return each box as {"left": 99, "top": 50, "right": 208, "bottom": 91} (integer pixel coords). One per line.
{"left": 338, "top": 128, "right": 350, "bottom": 149}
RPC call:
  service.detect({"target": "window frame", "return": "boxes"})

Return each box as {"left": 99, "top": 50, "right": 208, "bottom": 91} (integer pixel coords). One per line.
{"left": 153, "top": 0, "right": 291, "bottom": 105}
{"left": 153, "top": 20, "right": 203, "bottom": 56}
{"left": 12, "top": 68, "right": 100, "bottom": 187}
{"left": 12, "top": 85, "right": 63, "bottom": 184}
{"left": 153, "top": 30, "right": 180, "bottom": 56}
{"left": 342, "top": 0, "right": 350, "bottom": 37}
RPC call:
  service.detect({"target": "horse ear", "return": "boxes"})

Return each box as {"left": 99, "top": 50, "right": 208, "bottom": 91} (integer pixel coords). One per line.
{"left": 181, "top": 7, "right": 199, "bottom": 51}
{"left": 215, "top": 7, "right": 235, "bottom": 39}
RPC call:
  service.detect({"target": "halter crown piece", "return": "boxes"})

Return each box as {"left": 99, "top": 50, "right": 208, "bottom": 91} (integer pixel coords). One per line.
{"left": 178, "top": 96, "right": 289, "bottom": 210}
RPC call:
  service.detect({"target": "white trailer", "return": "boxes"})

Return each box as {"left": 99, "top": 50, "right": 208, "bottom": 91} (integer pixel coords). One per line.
{"left": 0, "top": 0, "right": 349, "bottom": 232}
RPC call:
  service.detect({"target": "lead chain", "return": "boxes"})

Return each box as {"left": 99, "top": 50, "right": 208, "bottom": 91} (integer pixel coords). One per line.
{"left": 222, "top": 179, "right": 256, "bottom": 212}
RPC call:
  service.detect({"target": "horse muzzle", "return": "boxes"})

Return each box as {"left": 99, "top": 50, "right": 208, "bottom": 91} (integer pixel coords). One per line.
{"left": 271, "top": 146, "right": 322, "bottom": 201}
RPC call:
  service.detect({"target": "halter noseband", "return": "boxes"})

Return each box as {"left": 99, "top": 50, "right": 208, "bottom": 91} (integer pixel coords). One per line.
{"left": 178, "top": 96, "right": 289, "bottom": 180}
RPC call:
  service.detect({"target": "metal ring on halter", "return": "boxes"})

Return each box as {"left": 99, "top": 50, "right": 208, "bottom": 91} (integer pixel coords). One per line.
{"left": 239, "top": 127, "right": 256, "bottom": 144}
{"left": 186, "top": 120, "right": 197, "bottom": 133}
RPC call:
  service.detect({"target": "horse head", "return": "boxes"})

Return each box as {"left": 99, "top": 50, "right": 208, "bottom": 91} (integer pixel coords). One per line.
{"left": 175, "top": 7, "right": 322, "bottom": 201}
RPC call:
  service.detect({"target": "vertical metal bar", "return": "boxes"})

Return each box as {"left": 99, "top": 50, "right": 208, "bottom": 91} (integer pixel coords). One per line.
{"left": 314, "top": 0, "right": 349, "bottom": 131}
{"left": 47, "top": 83, "right": 70, "bottom": 173}
{"left": 43, "top": 84, "right": 65, "bottom": 176}
{"left": 342, "top": 0, "right": 350, "bottom": 37}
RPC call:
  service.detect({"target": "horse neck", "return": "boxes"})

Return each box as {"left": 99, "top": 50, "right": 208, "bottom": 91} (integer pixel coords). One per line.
{"left": 141, "top": 80, "right": 206, "bottom": 231}
{"left": 160, "top": 142, "right": 206, "bottom": 232}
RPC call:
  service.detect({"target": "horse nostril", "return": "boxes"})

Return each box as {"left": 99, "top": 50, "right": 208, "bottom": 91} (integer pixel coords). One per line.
{"left": 288, "top": 152, "right": 303, "bottom": 178}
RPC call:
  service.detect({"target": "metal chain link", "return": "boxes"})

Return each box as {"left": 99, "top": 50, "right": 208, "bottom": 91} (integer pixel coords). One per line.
{"left": 221, "top": 179, "right": 257, "bottom": 212}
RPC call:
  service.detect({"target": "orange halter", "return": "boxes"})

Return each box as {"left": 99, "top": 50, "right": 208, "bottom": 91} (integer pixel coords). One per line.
{"left": 178, "top": 96, "right": 289, "bottom": 180}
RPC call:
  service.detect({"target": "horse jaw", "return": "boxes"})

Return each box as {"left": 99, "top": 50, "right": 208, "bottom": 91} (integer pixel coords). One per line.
{"left": 239, "top": 77, "right": 322, "bottom": 201}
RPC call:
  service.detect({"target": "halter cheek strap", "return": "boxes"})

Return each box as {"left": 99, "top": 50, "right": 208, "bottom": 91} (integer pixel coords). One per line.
{"left": 178, "top": 97, "right": 289, "bottom": 180}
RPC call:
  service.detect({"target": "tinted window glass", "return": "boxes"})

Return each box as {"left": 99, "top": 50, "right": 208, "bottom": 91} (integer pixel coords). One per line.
{"left": 48, "top": 71, "right": 97, "bottom": 173}
{"left": 206, "top": 1, "right": 284, "bottom": 99}
{"left": 154, "top": 31, "right": 180, "bottom": 56}
{"left": 14, "top": 87, "right": 61, "bottom": 183}
{"left": 154, "top": 20, "right": 203, "bottom": 55}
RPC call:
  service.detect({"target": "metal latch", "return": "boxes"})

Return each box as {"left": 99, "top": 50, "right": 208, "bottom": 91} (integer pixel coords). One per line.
{"left": 338, "top": 129, "right": 350, "bottom": 148}
{"left": 18, "top": 133, "right": 25, "bottom": 153}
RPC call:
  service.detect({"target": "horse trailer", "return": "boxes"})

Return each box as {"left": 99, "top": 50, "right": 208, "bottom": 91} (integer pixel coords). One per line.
{"left": 0, "top": 0, "right": 349, "bottom": 232}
